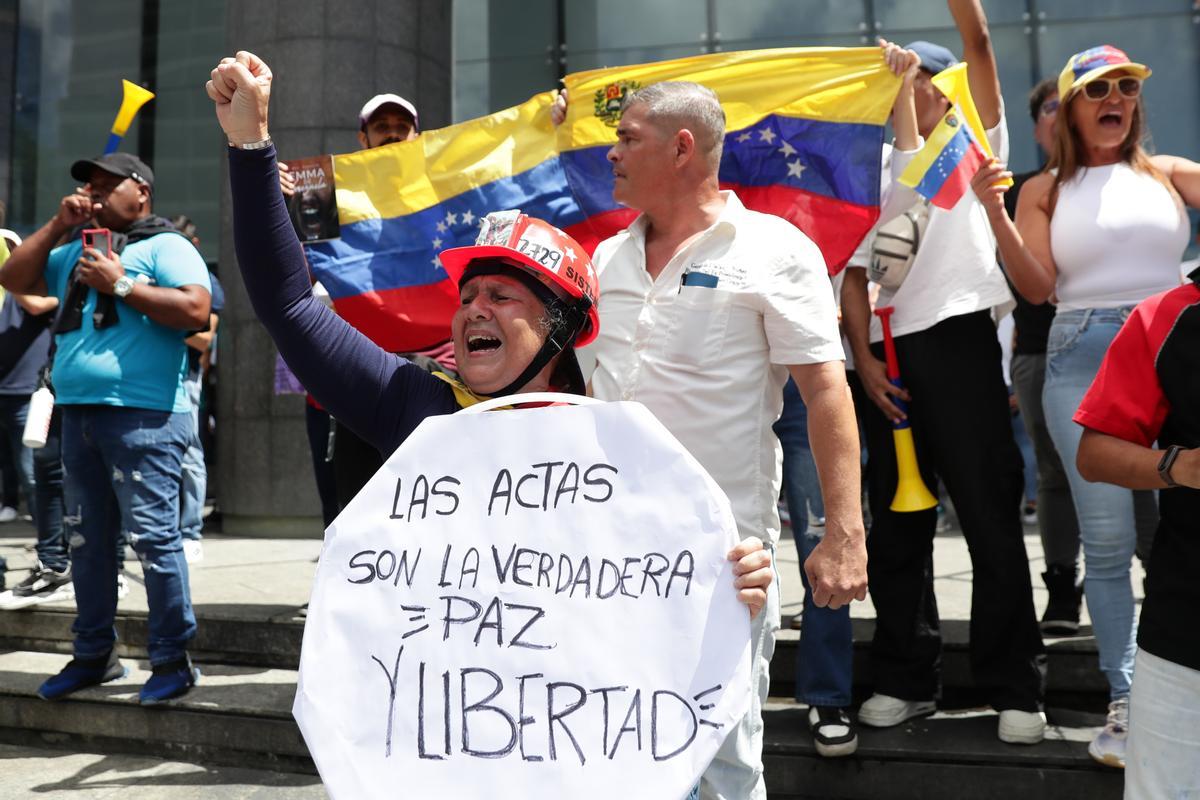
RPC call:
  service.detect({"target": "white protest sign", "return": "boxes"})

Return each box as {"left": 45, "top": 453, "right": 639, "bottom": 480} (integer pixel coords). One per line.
{"left": 294, "top": 400, "right": 751, "bottom": 799}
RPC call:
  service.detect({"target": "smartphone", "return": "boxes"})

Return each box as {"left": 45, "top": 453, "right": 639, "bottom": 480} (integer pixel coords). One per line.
{"left": 82, "top": 228, "right": 112, "bottom": 258}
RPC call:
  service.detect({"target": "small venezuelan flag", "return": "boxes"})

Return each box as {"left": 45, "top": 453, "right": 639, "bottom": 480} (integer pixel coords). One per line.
{"left": 304, "top": 48, "right": 901, "bottom": 351}
{"left": 897, "top": 61, "right": 1009, "bottom": 209}
{"left": 896, "top": 109, "right": 988, "bottom": 209}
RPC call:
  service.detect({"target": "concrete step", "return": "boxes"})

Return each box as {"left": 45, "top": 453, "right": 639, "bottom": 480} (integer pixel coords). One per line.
{"left": 0, "top": 606, "right": 304, "bottom": 670}
{"left": 772, "top": 618, "right": 1109, "bottom": 707}
{"left": 1, "top": 608, "right": 1109, "bottom": 710}
{"left": 0, "top": 650, "right": 314, "bottom": 774}
{"left": 1, "top": 649, "right": 1123, "bottom": 795}
{"left": 762, "top": 701, "right": 1123, "bottom": 800}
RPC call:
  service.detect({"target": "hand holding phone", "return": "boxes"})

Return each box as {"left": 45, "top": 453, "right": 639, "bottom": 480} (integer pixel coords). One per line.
{"left": 81, "top": 228, "right": 112, "bottom": 259}
{"left": 77, "top": 228, "right": 125, "bottom": 294}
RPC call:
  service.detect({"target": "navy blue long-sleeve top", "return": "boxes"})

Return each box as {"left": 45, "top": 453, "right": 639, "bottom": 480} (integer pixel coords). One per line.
{"left": 229, "top": 145, "right": 459, "bottom": 455}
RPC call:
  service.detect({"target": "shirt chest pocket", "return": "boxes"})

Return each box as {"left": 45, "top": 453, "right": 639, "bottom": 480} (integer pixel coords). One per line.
{"left": 666, "top": 286, "right": 735, "bottom": 367}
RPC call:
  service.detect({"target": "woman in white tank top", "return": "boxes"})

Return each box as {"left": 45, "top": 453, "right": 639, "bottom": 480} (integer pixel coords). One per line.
{"left": 969, "top": 45, "right": 1200, "bottom": 771}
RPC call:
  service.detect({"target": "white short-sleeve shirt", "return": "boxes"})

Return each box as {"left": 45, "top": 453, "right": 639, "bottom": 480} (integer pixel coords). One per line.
{"left": 583, "top": 191, "right": 843, "bottom": 544}
{"left": 865, "top": 110, "right": 1014, "bottom": 342}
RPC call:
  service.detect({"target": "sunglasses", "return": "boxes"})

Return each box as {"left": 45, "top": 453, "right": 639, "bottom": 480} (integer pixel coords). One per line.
{"left": 1080, "top": 76, "right": 1142, "bottom": 101}
{"left": 1039, "top": 99, "right": 1060, "bottom": 117}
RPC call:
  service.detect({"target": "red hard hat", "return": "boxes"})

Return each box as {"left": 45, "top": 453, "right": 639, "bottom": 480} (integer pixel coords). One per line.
{"left": 439, "top": 211, "right": 599, "bottom": 347}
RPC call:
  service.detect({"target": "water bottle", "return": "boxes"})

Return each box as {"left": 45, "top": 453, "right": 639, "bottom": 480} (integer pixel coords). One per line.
{"left": 22, "top": 386, "right": 54, "bottom": 448}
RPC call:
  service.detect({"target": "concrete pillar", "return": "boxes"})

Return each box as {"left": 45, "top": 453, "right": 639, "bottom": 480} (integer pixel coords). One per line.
{"left": 216, "top": 0, "right": 452, "bottom": 535}
{"left": 0, "top": 0, "right": 15, "bottom": 211}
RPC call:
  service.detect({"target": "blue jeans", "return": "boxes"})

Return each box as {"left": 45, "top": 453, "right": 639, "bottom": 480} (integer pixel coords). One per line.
{"left": 32, "top": 408, "right": 68, "bottom": 572}
{"left": 62, "top": 405, "right": 196, "bottom": 665}
{"left": 774, "top": 381, "right": 851, "bottom": 707}
{"left": 179, "top": 375, "right": 206, "bottom": 541}
{"left": 0, "top": 394, "right": 37, "bottom": 521}
{"left": 1043, "top": 308, "right": 1142, "bottom": 700}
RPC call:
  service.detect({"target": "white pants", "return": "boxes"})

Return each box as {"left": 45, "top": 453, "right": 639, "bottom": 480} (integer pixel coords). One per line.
{"left": 1126, "top": 649, "right": 1200, "bottom": 799}
{"left": 701, "top": 551, "right": 780, "bottom": 800}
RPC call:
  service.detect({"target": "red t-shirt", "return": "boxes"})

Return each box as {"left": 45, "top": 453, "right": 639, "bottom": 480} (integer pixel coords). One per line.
{"left": 1074, "top": 277, "right": 1200, "bottom": 671}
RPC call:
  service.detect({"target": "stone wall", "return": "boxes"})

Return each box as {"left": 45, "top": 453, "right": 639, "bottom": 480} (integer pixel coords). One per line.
{"left": 216, "top": 0, "right": 452, "bottom": 535}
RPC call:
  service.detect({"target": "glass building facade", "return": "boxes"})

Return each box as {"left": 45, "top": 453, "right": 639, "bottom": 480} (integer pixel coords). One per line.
{"left": 2, "top": 0, "right": 226, "bottom": 262}
{"left": 1, "top": 1, "right": 1197, "bottom": 263}
{"left": 453, "top": 0, "right": 1200, "bottom": 182}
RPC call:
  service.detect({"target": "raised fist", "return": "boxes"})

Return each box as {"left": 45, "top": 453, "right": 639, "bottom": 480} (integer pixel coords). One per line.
{"left": 206, "top": 50, "right": 273, "bottom": 145}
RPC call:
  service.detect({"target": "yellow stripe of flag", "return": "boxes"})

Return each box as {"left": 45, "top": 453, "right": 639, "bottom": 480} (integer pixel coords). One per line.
{"left": 897, "top": 109, "right": 963, "bottom": 188}
{"left": 335, "top": 90, "right": 561, "bottom": 225}
{"left": 561, "top": 47, "right": 900, "bottom": 150}
{"left": 336, "top": 46, "right": 901, "bottom": 225}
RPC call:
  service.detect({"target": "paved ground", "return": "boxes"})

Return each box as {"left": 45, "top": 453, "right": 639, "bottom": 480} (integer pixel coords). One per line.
{"left": 0, "top": 744, "right": 325, "bottom": 799}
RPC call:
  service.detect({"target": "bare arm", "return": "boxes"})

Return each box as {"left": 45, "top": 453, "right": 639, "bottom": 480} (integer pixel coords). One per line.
{"left": 0, "top": 191, "right": 99, "bottom": 296}
{"left": 12, "top": 293, "right": 59, "bottom": 316}
{"left": 841, "top": 267, "right": 909, "bottom": 422}
{"left": 186, "top": 313, "right": 219, "bottom": 352}
{"left": 73, "top": 246, "right": 211, "bottom": 330}
{"left": 880, "top": 40, "right": 921, "bottom": 151}
{"left": 948, "top": 0, "right": 1002, "bottom": 129}
{"left": 1078, "top": 429, "right": 1200, "bottom": 490}
{"left": 1152, "top": 155, "right": 1200, "bottom": 209}
{"left": 970, "top": 163, "right": 1058, "bottom": 303}
{"left": 123, "top": 284, "right": 211, "bottom": 331}
{"left": 789, "top": 360, "right": 868, "bottom": 609}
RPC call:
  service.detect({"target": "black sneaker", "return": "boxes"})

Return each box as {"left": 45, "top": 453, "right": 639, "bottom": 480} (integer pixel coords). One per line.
{"left": 0, "top": 562, "right": 74, "bottom": 610}
{"left": 1040, "top": 564, "right": 1082, "bottom": 636}
{"left": 808, "top": 706, "right": 858, "bottom": 757}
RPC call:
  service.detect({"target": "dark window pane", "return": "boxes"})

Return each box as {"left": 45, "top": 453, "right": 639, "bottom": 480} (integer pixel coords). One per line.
{"left": 714, "top": 0, "right": 866, "bottom": 42}
{"left": 10, "top": 0, "right": 142, "bottom": 232}
{"left": 876, "top": 0, "right": 1028, "bottom": 31}
{"left": 152, "top": 0, "right": 227, "bottom": 263}
{"left": 566, "top": 0, "right": 708, "bottom": 52}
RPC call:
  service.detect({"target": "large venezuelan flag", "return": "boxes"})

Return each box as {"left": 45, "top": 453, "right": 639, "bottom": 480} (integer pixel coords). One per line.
{"left": 560, "top": 47, "right": 899, "bottom": 275}
{"left": 305, "top": 48, "right": 900, "bottom": 352}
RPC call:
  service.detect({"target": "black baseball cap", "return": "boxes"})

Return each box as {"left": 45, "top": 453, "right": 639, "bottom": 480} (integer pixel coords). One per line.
{"left": 70, "top": 152, "right": 155, "bottom": 191}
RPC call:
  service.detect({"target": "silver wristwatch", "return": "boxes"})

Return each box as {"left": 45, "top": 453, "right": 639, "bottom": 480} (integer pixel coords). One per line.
{"left": 113, "top": 275, "right": 136, "bottom": 298}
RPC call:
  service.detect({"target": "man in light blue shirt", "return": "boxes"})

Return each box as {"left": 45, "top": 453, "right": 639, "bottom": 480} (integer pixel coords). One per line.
{"left": 0, "top": 152, "right": 212, "bottom": 705}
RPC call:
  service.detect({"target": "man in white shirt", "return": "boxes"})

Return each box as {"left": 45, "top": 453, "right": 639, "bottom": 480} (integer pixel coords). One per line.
{"left": 842, "top": 0, "right": 1046, "bottom": 745}
{"left": 582, "top": 81, "right": 868, "bottom": 800}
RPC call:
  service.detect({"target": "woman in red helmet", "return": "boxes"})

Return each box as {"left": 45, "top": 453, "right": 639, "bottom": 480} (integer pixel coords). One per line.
{"left": 208, "top": 51, "right": 773, "bottom": 619}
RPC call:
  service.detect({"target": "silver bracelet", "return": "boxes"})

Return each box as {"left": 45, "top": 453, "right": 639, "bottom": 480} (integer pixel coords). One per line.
{"left": 230, "top": 136, "right": 273, "bottom": 150}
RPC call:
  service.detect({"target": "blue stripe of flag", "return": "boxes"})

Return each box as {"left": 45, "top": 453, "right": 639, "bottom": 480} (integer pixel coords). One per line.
{"left": 306, "top": 158, "right": 589, "bottom": 298}
{"left": 560, "top": 115, "right": 882, "bottom": 218}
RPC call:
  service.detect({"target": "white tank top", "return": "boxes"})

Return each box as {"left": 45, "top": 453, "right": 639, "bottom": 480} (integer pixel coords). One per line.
{"left": 1049, "top": 162, "right": 1188, "bottom": 312}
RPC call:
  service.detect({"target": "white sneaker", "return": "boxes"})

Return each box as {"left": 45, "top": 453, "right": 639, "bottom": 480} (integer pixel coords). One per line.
{"left": 183, "top": 539, "right": 204, "bottom": 564}
{"left": 0, "top": 506, "right": 18, "bottom": 523}
{"left": 857, "top": 693, "right": 937, "bottom": 727}
{"left": 116, "top": 574, "right": 130, "bottom": 600}
{"left": 998, "top": 709, "right": 1046, "bottom": 744}
{"left": 1088, "top": 698, "right": 1128, "bottom": 768}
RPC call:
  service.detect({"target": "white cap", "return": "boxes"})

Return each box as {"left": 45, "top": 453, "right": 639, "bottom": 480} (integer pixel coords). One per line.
{"left": 358, "top": 94, "right": 419, "bottom": 131}
{"left": 0, "top": 228, "right": 21, "bottom": 250}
